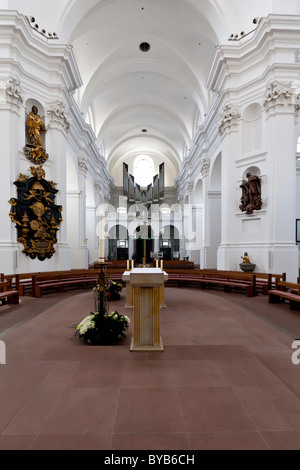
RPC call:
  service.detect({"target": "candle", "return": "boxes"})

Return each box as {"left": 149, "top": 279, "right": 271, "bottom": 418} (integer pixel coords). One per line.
{"left": 161, "top": 260, "right": 163, "bottom": 270}
{"left": 99, "top": 214, "right": 105, "bottom": 262}
{"left": 127, "top": 260, "right": 130, "bottom": 270}
{"left": 156, "top": 260, "right": 159, "bottom": 268}
{"left": 131, "top": 260, "right": 134, "bottom": 269}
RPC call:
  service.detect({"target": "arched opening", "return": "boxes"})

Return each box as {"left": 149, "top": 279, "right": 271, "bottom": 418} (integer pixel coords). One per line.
{"left": 207, "top": 153, "right": 222, "bottom": 269}
{"left": 66, "top": 152, "right": 80, "bottom": 268}
{"left": 189, "top": 179, "right": 205, "bottom": 266}
{"left": 86, "top": 179, "right": 97, "bottom": 265}
{"left": 160, "top": 225, "right": 180, "bottom": 260}
{"left": 108, "top": 225, "right": 129, "bottom": 261}
{"left": 133, "top": 224, "right": 154, "bottom": 264}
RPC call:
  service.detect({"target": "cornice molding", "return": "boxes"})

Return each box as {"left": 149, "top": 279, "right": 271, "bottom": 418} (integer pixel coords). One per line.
{"left": 206, "top": 14, "right": 300, "bottom": 94}
{"left": 0, "top": 11, "right": 82, "bottom": 93}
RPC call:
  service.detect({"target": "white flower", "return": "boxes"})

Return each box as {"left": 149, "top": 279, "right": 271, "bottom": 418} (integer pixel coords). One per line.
{"left": 77, "top": 314, "right": 96, "bottom": 335}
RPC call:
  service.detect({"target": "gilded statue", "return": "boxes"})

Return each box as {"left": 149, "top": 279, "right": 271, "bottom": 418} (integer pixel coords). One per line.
{"left": 24, "top": 106, "right": 49, "bottom": 164}
{"left": 27, "top": 106, "right": 46, "bottom": 147}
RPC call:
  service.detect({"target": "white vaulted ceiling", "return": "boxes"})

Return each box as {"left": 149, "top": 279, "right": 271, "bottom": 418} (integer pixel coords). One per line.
{"left": 9, "top": 0, "right": 300, "bottom": 186}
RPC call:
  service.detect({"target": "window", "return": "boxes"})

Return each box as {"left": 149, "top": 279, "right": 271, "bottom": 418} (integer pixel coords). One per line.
{"left": 134, "top": 155, "right": 155, "bottom": 187}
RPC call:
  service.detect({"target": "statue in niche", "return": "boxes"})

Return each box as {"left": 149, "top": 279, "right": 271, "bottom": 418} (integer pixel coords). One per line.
{"left": 239, "top": 173, "right": 262, "bottom": 215}
{"left": 27, "top": 106, "right": 46, "bottom": 146}
{"left": 24, "top": 106, "right": 49, "bottom": 165}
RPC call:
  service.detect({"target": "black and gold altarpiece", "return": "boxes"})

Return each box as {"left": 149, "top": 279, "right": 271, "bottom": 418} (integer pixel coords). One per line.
{"left": 9, "top": 166, "right": 63, "bottom": 261}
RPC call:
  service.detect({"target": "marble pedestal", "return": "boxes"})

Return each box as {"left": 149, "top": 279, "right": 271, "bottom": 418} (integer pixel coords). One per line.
{"left": 122, "top": 268, "right": 168, "bottom": 352}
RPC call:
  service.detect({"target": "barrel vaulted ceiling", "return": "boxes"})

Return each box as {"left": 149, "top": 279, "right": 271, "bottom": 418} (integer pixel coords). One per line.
{"left": 9, "top": 0, "right": 300, "bottom": 186}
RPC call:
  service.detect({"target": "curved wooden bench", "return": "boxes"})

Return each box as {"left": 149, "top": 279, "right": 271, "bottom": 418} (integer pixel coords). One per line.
{"left": 164, "top": 271, "right": 256, "bottom": 297}
{"left": 268, "top": 281, "right": 300, "bottom": 310}
{"left": 2, "top": 268, "right": 286, "bottom": 300}
{"left": 32, "top": 273, "right": 99, "bottom": 298}
{"left": 0, "top": 281, "right": 19, "bottom": 305}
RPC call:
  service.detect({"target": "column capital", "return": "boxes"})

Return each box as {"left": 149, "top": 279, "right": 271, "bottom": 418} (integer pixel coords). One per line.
{"left": 264, "top": 80, "right": 300, "bottom": 114}
{"left": 186, "top": 181, "right": 194, "bottom": 196}
{"left": 47, "top": 101, "right": 71, "bottom": 132}
{"left": 0, "top": 78, "right": 23, "bottom": 111}
{"left": 199, "top": 157, "right": 210, "bottom": 177}
{"left": 218, "top": 105, "right": 241, "bottom": 135}
{"left": 77, "top": 155, "right": 88, "bottom": 175}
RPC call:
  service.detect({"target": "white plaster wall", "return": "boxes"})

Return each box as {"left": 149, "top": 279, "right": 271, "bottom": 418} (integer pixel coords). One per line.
{"left": 0, "top": 12, "right": 112, "bottom": 274}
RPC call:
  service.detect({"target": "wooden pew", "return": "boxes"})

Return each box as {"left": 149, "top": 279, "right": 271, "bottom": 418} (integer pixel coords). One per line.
{"left": 200, "top": 270, "right": 286, "bottom": 295}
{"left": 163, "top": 269, "right": 256, "bottom": 297}
{"left": 0, "top": 281, "right": 19, "bottom": 305}
{"left": 268, "top": 280, "right": 300, "bottom": 310}
{"left": 153, "top": 260, "right": 195, "bottom": 270}
{"left": 1, "top": 267, "right": 283, "bottom": 301}
{"left": 4, "top": 269, "right": 102, "bottom": 296}
{"left": 32, "top": 272, "right": 100, "bottom": 298}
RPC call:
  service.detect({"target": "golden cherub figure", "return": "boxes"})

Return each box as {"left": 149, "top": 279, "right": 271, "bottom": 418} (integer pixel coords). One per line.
{"left": 241, "top": 252, "right": 251, "bottom": 264}
{"left": 30, "top": 165, "right": 46, "bottom": 180}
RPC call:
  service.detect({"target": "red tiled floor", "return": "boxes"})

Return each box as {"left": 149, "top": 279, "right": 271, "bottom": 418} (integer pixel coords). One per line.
{"left": 120, "top": 361, "right": 174, "bottom": 388}
{"left": 171, "top": 360, "right": 229, "bottom": 388}
{"left": 111, "top": 433, "right": 190, "bottom": 450}
{"left": 31, "top": 434, "right": 112, "bottom": 450}
{"left": 114, "top": 388, "right": 185, "bottom": 434}
{"left": 232, "top": 386, "right": 293, "bottom": 431}
{"left": 188, "top": 432, "right": 269, "bottom": 450}
{"left": 39, "top": 387, "right": 120, "bottom": 435}
{"left": 0, "top": 287, "right": 300, "bottom": 450}
{"left": 177, "top": 387, "right": 256, "bottom": 433}
{"left": 262, "top": 431, "right": 300, "bottom": 450}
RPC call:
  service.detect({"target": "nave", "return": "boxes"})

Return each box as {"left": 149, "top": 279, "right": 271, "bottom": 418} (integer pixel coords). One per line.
{"left": 0, "top": 287, "right": 300, "bottom": 450}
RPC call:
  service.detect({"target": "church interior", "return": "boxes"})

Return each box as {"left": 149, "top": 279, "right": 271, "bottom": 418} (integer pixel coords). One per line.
{"left": 1, "top": 0, "right": 300, "bottom": 451}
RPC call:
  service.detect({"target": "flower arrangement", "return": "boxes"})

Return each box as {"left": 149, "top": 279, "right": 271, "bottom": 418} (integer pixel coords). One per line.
{"left": 76, "top": 310, "right": 130, "bottom": 345}
{"left": 106, "top": 280, "right": 123, "bottom": 300}
{"left": 75, "top": 266, "right": 129, "bottom": 345}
